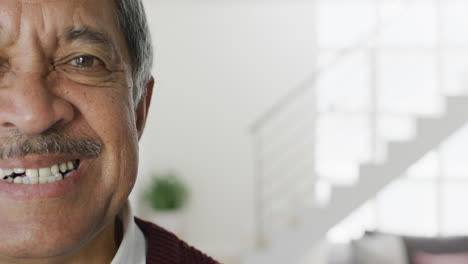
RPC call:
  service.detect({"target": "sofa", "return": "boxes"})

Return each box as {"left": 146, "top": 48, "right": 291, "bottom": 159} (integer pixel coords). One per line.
{"left": 328, "top": 232, "right": 468, "bottom": 264}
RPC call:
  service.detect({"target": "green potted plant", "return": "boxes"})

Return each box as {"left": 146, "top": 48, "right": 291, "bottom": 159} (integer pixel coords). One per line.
{"left": 142, "top": 172, "right": 189, "bottom": 236}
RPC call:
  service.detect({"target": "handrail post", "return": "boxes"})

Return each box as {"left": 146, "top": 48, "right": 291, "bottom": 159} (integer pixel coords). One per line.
{"left": 253, "top": 131, "right": 266, "bottom": 248}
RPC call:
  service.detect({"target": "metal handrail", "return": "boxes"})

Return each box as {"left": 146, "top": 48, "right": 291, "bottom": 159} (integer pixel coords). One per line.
{"left": 251, "top": 0, "right": 415, "bottom": 248}
{"left": 250, "top": 36, "right": 374, "bottom": 133}
{"left": 250, "top": 1, "right": 414, "bottom": 133}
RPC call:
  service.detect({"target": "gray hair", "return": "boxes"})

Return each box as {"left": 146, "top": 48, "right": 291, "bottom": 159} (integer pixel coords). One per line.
{"left": 114, "top": 0, "right": 154, "bottom": 106}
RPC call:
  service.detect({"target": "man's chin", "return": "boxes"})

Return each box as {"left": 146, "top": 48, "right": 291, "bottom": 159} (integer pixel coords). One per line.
{"left": 0, "top": 219, "right": 100, "bottom": 261}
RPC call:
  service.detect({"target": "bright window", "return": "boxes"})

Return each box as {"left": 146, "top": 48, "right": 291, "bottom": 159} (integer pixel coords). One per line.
{"left": 316, "top": 0, "right": 468, "bottom": 242}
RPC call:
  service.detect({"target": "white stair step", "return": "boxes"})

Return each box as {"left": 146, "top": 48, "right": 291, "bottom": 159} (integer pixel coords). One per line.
{"left": 446, "top": 96, "right": 468, "bottom": 111}
{"left": 416, "top": 117, "right": 444, "bottom": 136}
{"left": 386, "top": 140, "right": 421, "bottom": 167}
{"left": 359, "top": 163, "right": 384, "bottom": 181}
{"left": 328, "top": 186, "right": 361, "bottom": 207}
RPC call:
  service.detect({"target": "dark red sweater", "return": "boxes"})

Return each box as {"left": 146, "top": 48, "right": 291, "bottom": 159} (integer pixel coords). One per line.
{"left": 134, "top": 218, "right": 220, "bottom": 264}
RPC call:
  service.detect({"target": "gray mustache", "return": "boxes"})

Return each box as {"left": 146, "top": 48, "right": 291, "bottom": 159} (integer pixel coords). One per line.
{"left": 0, "top": 131, "right": 103, "bottom": 160}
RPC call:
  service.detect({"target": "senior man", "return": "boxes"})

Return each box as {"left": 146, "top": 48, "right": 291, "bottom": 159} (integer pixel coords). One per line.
{"left": 0, "top": 0, "right": 218, "bottom": 263}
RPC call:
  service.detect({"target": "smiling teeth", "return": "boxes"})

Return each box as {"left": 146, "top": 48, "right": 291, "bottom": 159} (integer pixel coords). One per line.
{"left": 1, "top": 160, "right": 78, "bottom": 184}
{"left": 51, "top": 165, "right": 59, "bottom": 175}
{"left": 13, "top": 177, "right": 22, "bottom": 184}
{"left": 59, "top": 163, "right": 67, "bottom": 173}
{"left": 26, "top": 169, "right": 39, "bottom": 178}
{"left": 39, "top": 167, "right": 52, "bottom": 178}
{"left": 13, "top": 168, "right": 25, "bottom": 174}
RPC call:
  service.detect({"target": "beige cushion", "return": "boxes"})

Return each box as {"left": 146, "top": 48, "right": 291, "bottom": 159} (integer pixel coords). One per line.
{"left": 352, "top": 234, "right": 409, "bottom": 264}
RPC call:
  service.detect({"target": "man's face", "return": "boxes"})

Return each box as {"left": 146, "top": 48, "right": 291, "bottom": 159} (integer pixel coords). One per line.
{"left": 0, "top": 0, "right": 150, "bottom": 261}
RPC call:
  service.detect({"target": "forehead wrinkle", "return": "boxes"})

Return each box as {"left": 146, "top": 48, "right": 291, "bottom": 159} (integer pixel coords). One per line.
{"left": 20, "top": 2, "right": 45, "bottom": 35}
{"left": 2, "top": 2, "right": 59, "bottom": 52}
{"left": 0, "top": 2, "right": 22, "bottom": 48}
{"left": 19, "top": 0, "right": 64, "bottom": 3}
{"left": 0, "top": 25, "right": 6, "bottom": 46}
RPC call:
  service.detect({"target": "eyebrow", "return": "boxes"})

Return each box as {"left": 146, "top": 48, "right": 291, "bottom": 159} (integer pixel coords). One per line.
{"left": 64, "top": 26, "right": 117, "bottom": 59}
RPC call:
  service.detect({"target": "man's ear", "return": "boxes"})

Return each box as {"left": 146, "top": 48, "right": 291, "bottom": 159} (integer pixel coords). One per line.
{"left": 135, "top": 76, "right": 154, "bottom": 140}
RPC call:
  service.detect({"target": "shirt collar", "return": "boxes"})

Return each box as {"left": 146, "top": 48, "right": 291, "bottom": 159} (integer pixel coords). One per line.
{"left": 111, "top": 201, "right": 147, "bottom": 264}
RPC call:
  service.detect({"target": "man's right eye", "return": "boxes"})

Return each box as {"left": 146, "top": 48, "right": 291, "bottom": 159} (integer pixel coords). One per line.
{"left": 67, "top": 55, "right": 105, "bottom": 70}
{"left": 53, "top": 53, "right": 115, "bottom": 86}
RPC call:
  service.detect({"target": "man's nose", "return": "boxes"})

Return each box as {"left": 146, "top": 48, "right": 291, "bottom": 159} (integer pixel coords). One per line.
{"left": 0, "top": 73, "right": 74, "bottom": 135}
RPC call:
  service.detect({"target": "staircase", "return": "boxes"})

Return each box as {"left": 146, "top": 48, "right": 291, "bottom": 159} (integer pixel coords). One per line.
{"left": 244, "top": 96, "right": 468, "bottom": 264}
{"left": 243, "top": 0, "right": 468, "bottom": 263}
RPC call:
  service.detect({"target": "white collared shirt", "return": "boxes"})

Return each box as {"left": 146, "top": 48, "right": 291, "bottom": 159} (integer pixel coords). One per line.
{"left": 111, "top": 201, "right": 147, "bottom": 264}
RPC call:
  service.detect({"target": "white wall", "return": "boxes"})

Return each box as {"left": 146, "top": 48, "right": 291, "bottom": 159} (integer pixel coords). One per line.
{"left": 130, "top": 1, "right": 317, "bottom": 260}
